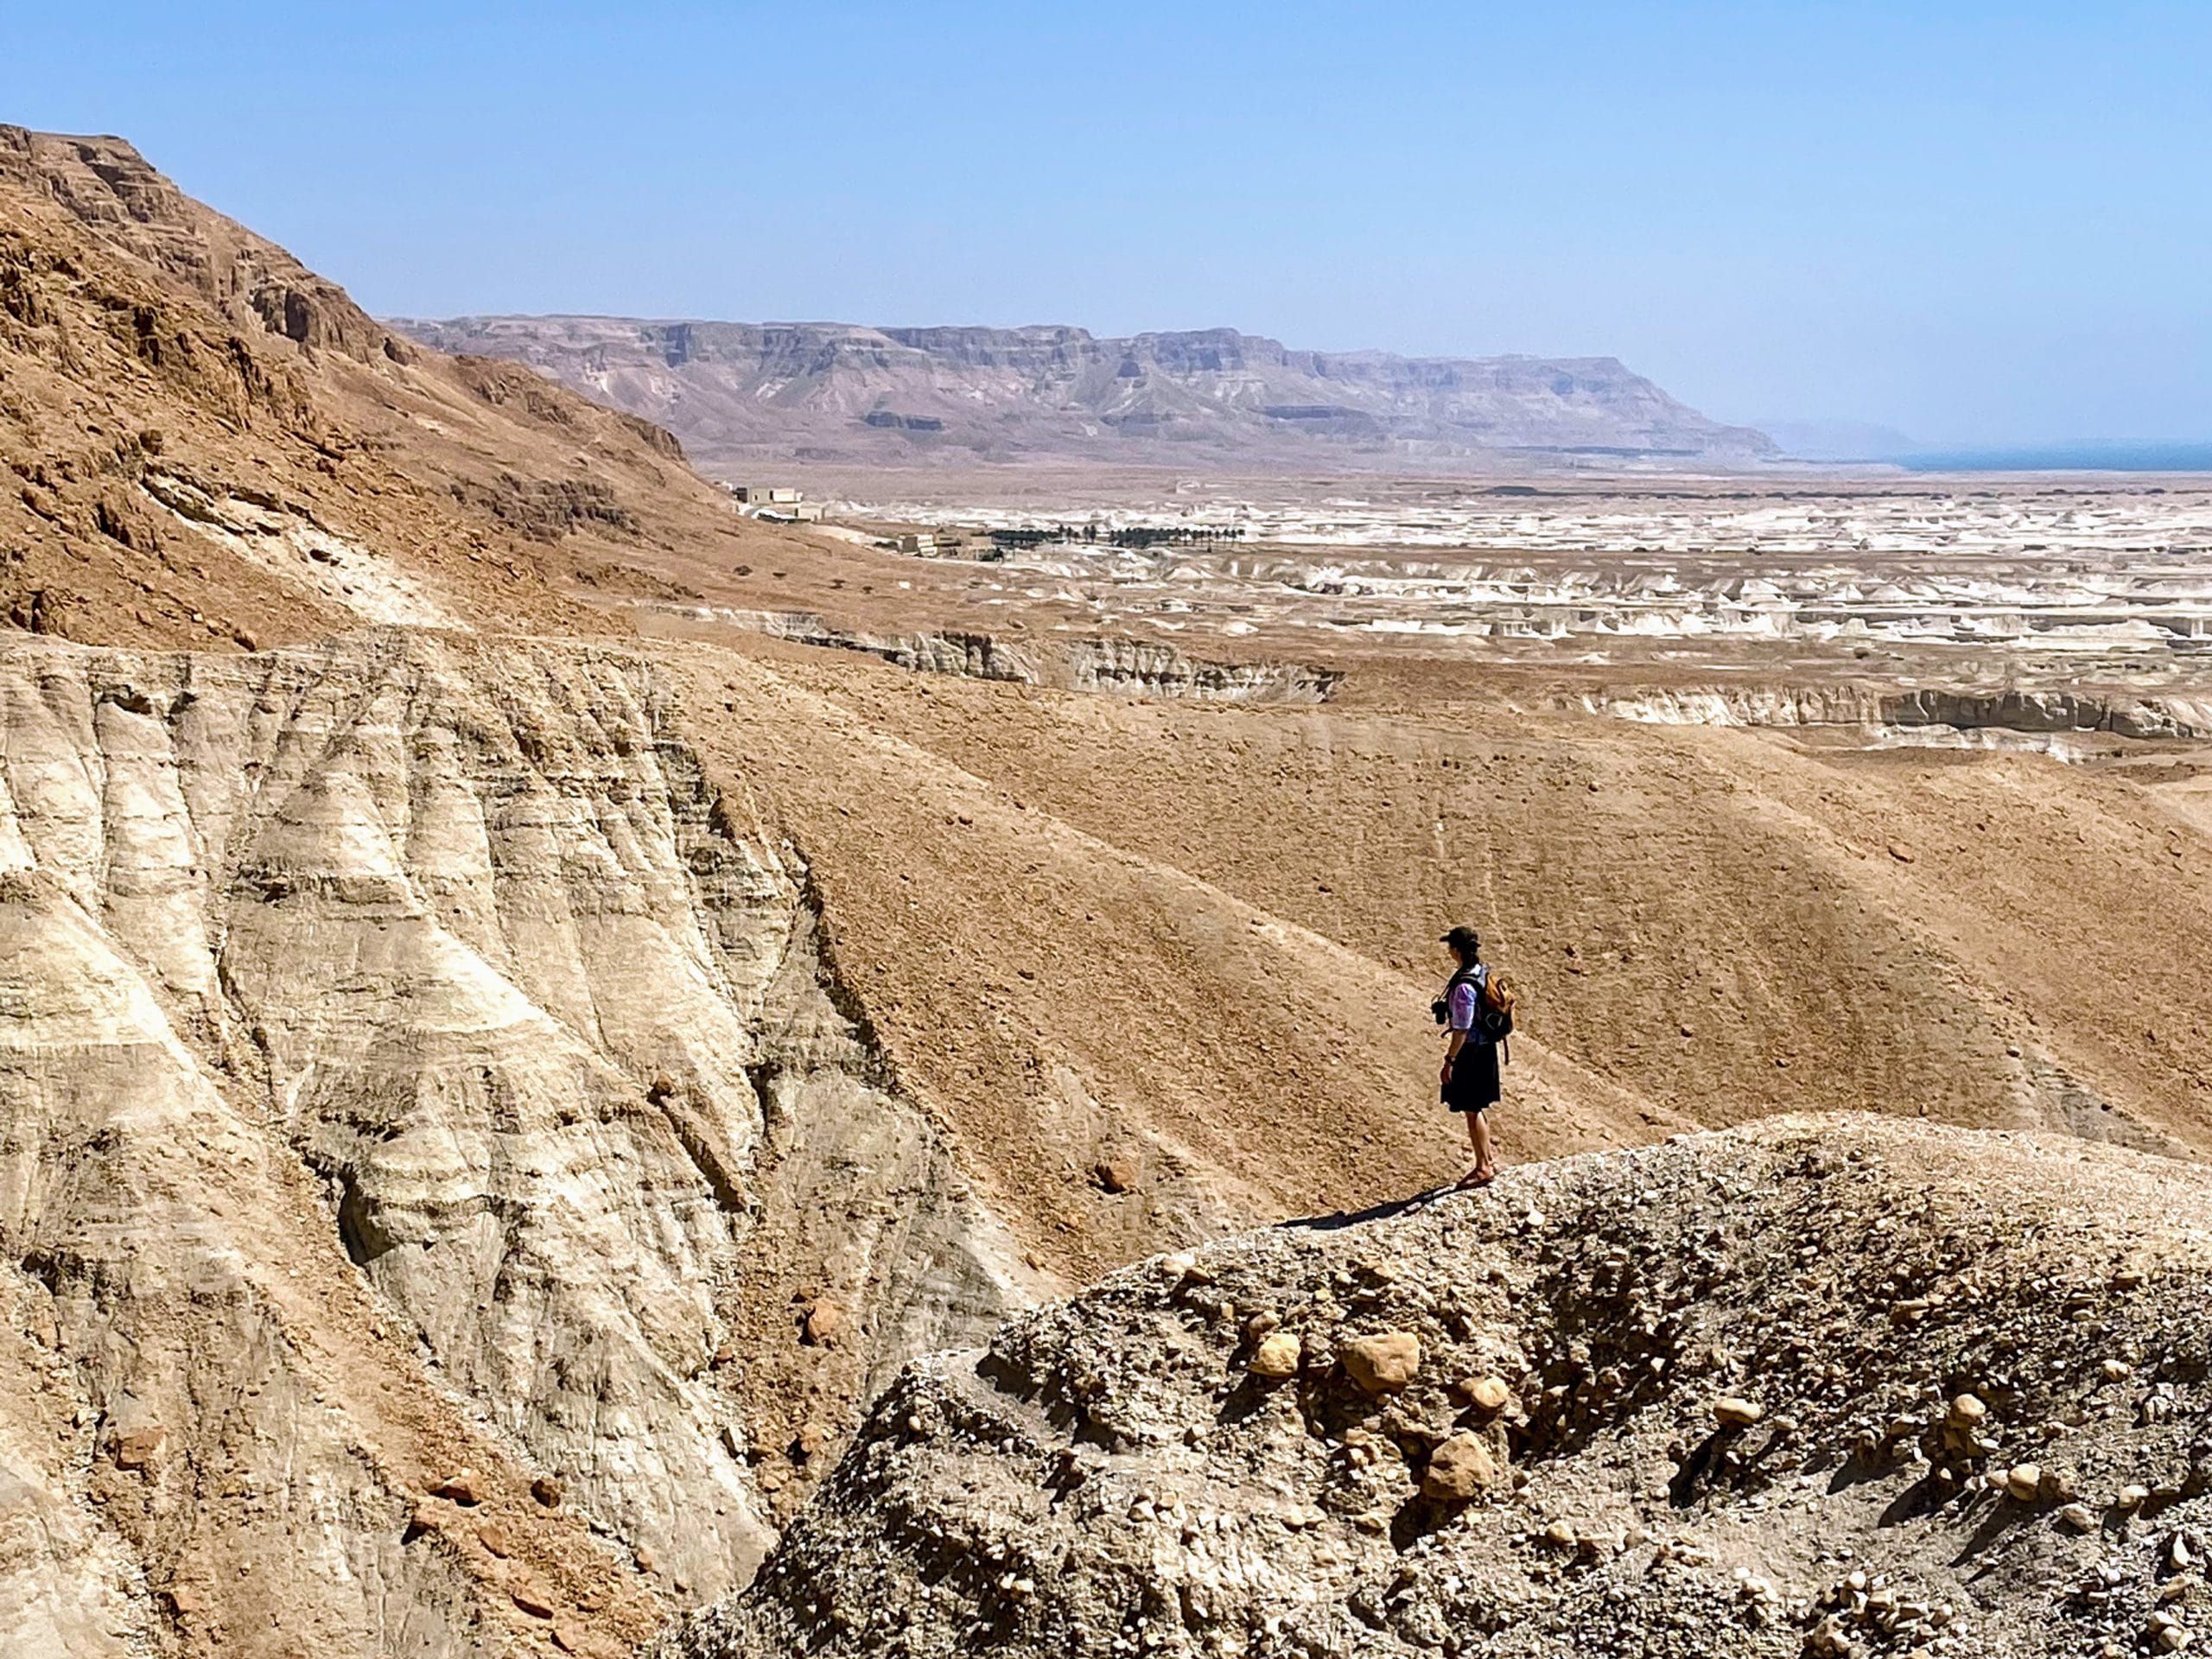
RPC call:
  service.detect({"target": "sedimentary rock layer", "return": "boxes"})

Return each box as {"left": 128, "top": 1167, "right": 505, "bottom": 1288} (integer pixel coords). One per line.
{"left": 388, "top": 317, "right": 1777, "bottom": 469}
{"left": 0, "top": 630, "right": 1032, "bottom": 1656}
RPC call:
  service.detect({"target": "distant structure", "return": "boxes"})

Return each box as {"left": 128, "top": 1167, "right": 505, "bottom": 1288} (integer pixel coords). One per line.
{"left": 895, "top": 531, "right": 936, "bottom": 554}
{"left": 727, "top": 483, "right": 823, "bottom": 522}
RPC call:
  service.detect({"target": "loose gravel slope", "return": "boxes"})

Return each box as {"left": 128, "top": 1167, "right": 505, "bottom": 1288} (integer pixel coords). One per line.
{"left": 668, "top": 1116, "right": 2212, "bottom": 1659}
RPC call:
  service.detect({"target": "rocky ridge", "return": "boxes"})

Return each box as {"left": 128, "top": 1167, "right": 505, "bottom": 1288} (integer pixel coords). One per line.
{"left": 387, "top": 317, "right": 1777, "bottom": 472}
{"left": 669, "top": 609, "right": 1344, "bottom": 702}
{"left": 1567, "top": 684, "right": 2212, "bottom": 742}
{"left": 668, "top": 1116, "right": 2212, "bottom": 1659}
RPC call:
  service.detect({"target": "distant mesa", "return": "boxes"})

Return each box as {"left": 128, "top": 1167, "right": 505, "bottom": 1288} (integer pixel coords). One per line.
{"left": 388, "top": 315, "right": 1780, "bottom": 473}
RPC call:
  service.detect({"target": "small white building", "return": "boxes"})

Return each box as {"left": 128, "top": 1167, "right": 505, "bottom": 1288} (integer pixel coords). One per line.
{"left": 896, "top": 531, "right": 937, "bottom": 554}
{"left": 733, "top": 486, "right": 804, "bottom": 505}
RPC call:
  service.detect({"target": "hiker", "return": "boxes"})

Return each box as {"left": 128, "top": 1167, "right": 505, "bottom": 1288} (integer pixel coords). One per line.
{"left": 1436, "top": 925, "right": 1510, "bottom": 1189}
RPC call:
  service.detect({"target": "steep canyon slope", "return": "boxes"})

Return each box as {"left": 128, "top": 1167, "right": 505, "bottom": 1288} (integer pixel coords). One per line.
{"left": 679, "top": 639, "right": 2212, "bottom": 1198}
{"left": 0, "top": 630, "right": 1042, "bottom": 1656}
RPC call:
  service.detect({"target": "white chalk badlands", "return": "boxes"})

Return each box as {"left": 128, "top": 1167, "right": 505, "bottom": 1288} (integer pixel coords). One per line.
{"left": 0, "top": 632, "right": 1033, "bottom": 1651}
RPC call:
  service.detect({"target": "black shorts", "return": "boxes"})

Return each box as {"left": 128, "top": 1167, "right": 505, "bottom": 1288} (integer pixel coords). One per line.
{"left": 1443, "top": 1041, "right": 1501, "bottom": 1113}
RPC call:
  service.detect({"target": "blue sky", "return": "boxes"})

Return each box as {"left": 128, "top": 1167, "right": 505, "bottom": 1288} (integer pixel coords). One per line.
{"left": 3, "top": 1, "right": 2207, "bottom": 446}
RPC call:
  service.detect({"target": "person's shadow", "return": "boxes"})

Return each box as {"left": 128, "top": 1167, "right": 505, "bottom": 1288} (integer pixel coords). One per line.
{"left": 1277, "top": 1185, "right": 1459, "bottom": 1233}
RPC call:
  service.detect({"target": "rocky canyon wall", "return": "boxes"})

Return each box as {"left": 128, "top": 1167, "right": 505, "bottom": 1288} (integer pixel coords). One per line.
{"left": 0, "top": 631, "right": 1035, "bottom": 1657}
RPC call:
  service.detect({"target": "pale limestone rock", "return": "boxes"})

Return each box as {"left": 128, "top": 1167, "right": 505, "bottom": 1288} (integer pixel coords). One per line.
{"left": 1714, "top": 1397, "right": 1764, "bottom": 1429}
{"left": 1461, "top": 1375, "right": 1512, "bottom": 1414}
{"left": 0, "top": 634, "right": 1040, "bottom": 1644}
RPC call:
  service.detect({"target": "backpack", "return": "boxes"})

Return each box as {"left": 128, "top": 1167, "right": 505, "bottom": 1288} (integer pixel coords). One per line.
{"left": 1477, "top": 971, "right": 1517, "bottom": 1045}
{"left": 1442, "top": 963, "right": 1517, "bottom": 1062}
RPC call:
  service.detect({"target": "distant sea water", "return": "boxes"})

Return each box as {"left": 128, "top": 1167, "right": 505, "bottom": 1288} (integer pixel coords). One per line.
{"left": 1897, "top": 442, "right": 2212, "bottom": 474}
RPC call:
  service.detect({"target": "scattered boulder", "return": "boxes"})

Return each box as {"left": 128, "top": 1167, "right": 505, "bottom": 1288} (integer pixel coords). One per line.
{"left": 1946, "top": 1393, "right": 1987, "bottom": 1432}
{"left": 1094, "top": 1159, "right": 1137, "bottom": 1195}
{"left": 531, "top": 1475, "right": 565, "bottom": 1509}
{"left": 110, "top": 1426, "right": 165, "bottom": 1470}
{"left": 803, "top": 1301, "right": 844, "bottom": 1346}
{"left": 1459, "top": 1375, "right": 1513, "bottom": 1415}
{"left": 1249, "top": 1332, "right": 1301, "bottom": 1380}
{"left": 432, "top": 1470, "right": 486, "bottom": 1505}
{"left": 478, "top": 1520, "right": 512, "bottom": 1558}
{"left": 1421, "top": 1432, "right": 1500, "bottom": 1501}
{"left": 1713, "top": 1396, "right": 1764, "bottom": 1430}
{"left": 511, "top": 1578, "right": 556, "bottom": 1618}
{"left": 1339, "top": 1332, "right": 1421, "bottom": 1395}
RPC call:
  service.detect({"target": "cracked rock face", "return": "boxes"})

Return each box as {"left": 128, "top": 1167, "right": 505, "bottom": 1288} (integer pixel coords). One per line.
{"left": 665, "top": 1116, "right": 2212, "bottom": 1659}
{"left": 0, "top": 631, "right": 1033, "bottom": 1655}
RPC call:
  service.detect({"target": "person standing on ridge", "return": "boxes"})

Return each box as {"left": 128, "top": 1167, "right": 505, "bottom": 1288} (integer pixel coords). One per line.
{"left": 1437, "top": 925, "right": 1512, "bottom": 1189}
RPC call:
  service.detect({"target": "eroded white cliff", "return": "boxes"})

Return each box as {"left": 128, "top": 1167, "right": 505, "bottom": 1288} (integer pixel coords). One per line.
{"left": 0, "top": 631, "right": 1035, "bottom": 1656}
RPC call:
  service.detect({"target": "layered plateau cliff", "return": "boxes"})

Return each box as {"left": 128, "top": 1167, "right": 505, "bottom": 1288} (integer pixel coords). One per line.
{"left": 389, "top": 317, "right": 1777, "bottom": 472}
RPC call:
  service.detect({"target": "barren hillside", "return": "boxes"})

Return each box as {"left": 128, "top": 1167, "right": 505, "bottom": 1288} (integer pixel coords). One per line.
{"left": 389, "top": 316, "right": 1777, "bottom": 473}
{"left": 6, "top": 124, "right": 2212, "bottom": 1659}
{"left": 669, "top": 1116, "right": 2212, "bottom": 1659}
{"left": 0, "top": 126, "right": 790, "bottom": 652}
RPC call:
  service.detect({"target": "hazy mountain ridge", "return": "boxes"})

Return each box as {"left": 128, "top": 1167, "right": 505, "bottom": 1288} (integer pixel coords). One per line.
{"left": 390, "top": 315, "right": 1779, "bottom": 471}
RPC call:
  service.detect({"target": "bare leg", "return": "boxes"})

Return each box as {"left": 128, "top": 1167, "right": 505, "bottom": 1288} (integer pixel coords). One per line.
{"left": 1455, "top": 1111, "right": 1497, "bottom": 1187}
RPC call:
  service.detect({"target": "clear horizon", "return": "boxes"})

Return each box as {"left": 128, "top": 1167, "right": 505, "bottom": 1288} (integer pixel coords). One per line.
{"left": 4, "top": 0, "right": 2207, "bottom": 449}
